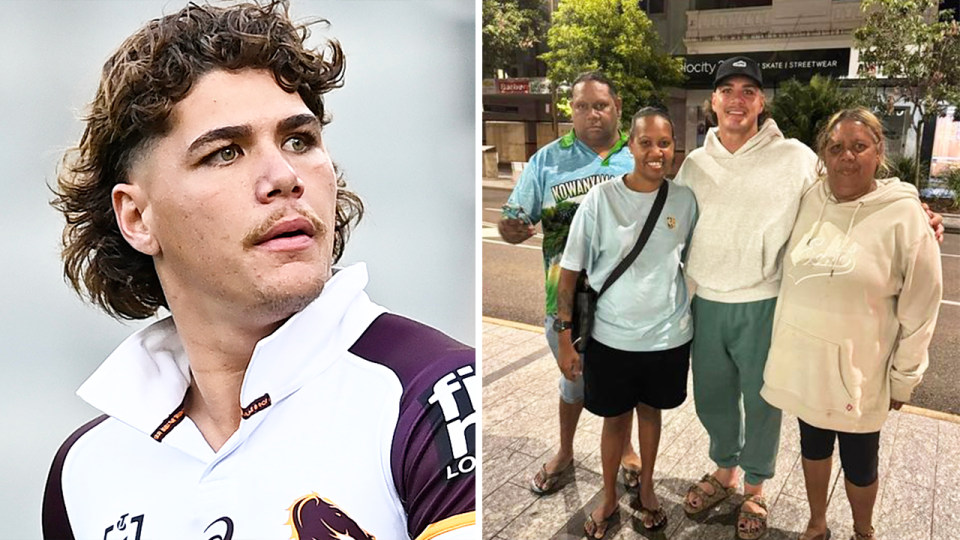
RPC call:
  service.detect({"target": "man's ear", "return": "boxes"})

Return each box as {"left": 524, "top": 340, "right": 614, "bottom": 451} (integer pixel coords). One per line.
{"left": 112, "top": 183, "right": 159, "bottom": 256}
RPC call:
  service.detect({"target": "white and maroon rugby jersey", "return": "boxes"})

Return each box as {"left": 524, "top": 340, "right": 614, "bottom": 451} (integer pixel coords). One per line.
{"left": 42, "top": 264, "right": 476, "bottom": 540}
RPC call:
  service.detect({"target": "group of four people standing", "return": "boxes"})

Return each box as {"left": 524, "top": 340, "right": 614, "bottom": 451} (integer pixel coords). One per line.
{"left": 498, "top": 57, "right": 943, "bottom": 540}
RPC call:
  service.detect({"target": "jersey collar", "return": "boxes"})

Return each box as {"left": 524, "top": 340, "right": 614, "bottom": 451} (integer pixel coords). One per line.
{"left": 76, "top": 263, "right": 387, "bottom": 446}
{"left": 559, "top": 129, "right": 630, "bottom": 166}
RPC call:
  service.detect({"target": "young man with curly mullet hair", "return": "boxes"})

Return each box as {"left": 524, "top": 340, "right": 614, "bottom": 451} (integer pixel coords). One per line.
{"left": 41, "top": 2, "right": 476, "bottom": 539}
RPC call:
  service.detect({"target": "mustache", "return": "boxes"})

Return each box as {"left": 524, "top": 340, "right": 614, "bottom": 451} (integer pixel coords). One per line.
{"left": 242, "top": 207, "right": 328, "bottom": 248}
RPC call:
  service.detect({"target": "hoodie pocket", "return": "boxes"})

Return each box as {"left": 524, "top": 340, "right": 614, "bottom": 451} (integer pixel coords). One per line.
{"left": 769, "top": 322, "right": 856, "bottom": 413}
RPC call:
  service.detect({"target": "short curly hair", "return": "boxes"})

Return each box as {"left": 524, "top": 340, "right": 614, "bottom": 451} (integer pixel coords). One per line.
{"left": 52, "top": 0, "right": 363, "bottom": 320}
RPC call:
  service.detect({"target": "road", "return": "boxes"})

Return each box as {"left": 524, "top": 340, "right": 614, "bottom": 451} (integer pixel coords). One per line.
{"left": 482, "top": 186, "right": 960, "bottom": 415}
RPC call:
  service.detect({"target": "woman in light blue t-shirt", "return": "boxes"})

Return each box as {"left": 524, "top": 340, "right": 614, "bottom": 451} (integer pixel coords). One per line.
{"left": 556, "top": 107, "right": 698, "bottom": 539}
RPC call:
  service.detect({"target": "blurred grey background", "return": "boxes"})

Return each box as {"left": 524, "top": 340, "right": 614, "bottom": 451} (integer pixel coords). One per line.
{"left": 0, "top": 1, "right": 475, "bottom": 537}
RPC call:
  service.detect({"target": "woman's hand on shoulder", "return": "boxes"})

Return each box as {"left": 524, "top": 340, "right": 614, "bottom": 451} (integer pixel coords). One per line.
{"left": 920, "top": 202, "right": 944, "bottom": 244}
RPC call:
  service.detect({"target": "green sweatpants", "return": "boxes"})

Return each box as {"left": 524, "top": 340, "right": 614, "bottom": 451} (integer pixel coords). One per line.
{"left": 691, "top": 296, "right": 781, "bottom": 486}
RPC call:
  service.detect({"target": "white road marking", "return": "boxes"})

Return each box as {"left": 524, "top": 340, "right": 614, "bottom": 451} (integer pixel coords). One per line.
{"left": 482, "top": 238, "right": 542, "bottom": 251}
{"left": 481, "top": 221, "right": 543, "bottom": 240}
{"left": 943, "top": 299, "right": 960, "bottom": 307}
{"left": 942, "top": 253, "right": 960, "bottom": 258}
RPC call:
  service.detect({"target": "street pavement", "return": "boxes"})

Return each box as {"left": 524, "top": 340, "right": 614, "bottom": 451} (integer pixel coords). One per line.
{"left": 482, "top": 318, "right": 960, "bottom": 540}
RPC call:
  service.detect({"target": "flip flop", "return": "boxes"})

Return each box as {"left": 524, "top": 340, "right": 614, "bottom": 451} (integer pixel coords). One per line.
{"left": 529, "top": 461, "right": 573, "bottom": 495}
{"left": 583, "top": 507, "right": 619, "bottom": 539}
{"left": 801, "top": 529, "right": 831, "bottom": 540}
{"left": 684, "top": 473, "right": 736, "bottom": 516}
{"left": 639, "top": 505, "right": 668, "bottom": 531}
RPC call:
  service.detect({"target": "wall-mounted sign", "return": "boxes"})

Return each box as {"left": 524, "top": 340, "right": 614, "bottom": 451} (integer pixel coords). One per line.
{"left": 679, "top": 48, "right": 851, "bottom": 88}
{"left": 482, "top": 77, "right": 552, "bottom": 95}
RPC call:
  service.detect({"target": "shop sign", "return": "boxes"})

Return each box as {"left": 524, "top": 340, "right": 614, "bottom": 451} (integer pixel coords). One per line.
{"left": 483, "top": 77, "right": 552, "bottom": 95}
{"left": 680, "top": 49, "right": 851, "bottom": 87}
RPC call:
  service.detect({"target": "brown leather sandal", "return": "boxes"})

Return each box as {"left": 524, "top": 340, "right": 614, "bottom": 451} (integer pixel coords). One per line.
{"left": 684, "top": 473, "right": 736, "bottom": 515}
{"left": 621, "top": 463, "right": 641, "bottom": 488}
{"left": 736, "top": 494, "right": 768, "bottom": 540}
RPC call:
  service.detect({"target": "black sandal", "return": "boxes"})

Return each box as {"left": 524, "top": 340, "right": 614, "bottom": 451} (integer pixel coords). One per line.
{"left": 583, "top": 507, "right": 619, "bottom": 539}
{"left": 639, "top": 505, "right": 667, "bottom": 531}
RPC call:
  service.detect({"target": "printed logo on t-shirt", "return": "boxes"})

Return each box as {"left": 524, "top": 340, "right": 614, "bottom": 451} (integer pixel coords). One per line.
{"left": 427, "top": 365, "right": 478, "bottom": 481}
{"left": 787, "top": 221, "right": 860, "bottom": 284}
{"left": 549, "top": 174, "right": 609, "bottom": 204}
{"left": 286, "top": 493, "right": 376, "bottom": 539}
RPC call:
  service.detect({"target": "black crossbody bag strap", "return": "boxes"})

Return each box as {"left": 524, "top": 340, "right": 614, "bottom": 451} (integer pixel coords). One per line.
{"left": 596, "top": 180, "right": 669, "bottom": 298}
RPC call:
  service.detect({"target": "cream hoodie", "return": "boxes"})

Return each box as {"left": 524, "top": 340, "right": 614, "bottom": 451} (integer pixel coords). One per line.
{"left": 761, "top": 178, "right": 942, "bottom": 433}
{"left": 676, "top": 119, "right": 819, "bottom": 302}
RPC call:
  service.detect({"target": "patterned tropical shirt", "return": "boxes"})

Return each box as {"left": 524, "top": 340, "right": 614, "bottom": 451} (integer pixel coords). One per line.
{"left": 504, "top": 130, "right": 634, "bottom": 316}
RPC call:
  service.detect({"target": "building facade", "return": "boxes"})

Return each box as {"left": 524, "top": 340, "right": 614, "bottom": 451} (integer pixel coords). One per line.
{"left": 483, "top": 0, "right": 959, "bottom": 172}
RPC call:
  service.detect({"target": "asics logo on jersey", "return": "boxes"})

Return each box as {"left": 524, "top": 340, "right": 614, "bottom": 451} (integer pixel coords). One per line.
{"left": 428, "top": 365, "right": 478, "bottom": 480}
{"left": 104, "top": 513, "right": 144, "bottom": 540}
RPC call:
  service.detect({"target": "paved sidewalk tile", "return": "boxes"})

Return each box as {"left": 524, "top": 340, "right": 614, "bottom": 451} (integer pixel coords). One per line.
{"left": 482, "top": 321, "right": 960, "bottom": 540}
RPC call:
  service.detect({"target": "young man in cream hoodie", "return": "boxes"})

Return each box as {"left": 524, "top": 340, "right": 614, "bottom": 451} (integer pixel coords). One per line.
{"left": 674, "top": 56, "right": 815, "bottom": 539}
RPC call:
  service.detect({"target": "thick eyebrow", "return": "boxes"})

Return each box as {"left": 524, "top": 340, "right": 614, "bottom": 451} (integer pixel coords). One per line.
{"left": 187, "top": 125, "right": 252, "bottom": 154}
{"left": 186, "top": 114, "right": 320, "bottom": 155}
{"left": 718, "top": 83, "right": 758, "bottom": 91}
{"left": 278, "top": 113, "right": 321, "bottom": 133}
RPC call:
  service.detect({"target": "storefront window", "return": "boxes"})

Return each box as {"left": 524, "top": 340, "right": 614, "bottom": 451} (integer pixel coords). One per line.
{"left": 932, "top": 106, "right": 960, "bottom": 176}
{"left": 639, "top": 0, "right": 665, "bottom": 14}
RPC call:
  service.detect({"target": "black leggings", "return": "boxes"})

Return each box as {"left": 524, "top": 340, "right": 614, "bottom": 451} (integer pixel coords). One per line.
{"left": 798, "top": 419, "right": 880, "bottom": 487}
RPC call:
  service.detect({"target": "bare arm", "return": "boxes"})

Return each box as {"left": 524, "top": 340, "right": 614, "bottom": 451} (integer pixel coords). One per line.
{"left": 556, "top": 267, "right": 581, "bottom": 381}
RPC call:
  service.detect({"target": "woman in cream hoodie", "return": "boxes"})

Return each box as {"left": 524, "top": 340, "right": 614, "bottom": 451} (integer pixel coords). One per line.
{"left": 761, "top": 108, "right": 942, "bottom": 540}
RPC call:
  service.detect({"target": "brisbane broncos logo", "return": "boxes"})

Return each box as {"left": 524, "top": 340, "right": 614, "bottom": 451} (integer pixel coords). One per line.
{"left": 286, "top": 493, "right": 376, "bottom": 540}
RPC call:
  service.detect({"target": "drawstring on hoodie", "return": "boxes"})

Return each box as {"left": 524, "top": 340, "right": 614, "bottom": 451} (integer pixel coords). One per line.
{"left": 807, "top": 195, "right": 830, "bottom": 246}
{"left": 833, "top": 202, "right": 863, "bottom": 277}
{"left": 808, "top": 185, "right": 866, "bottom": 277}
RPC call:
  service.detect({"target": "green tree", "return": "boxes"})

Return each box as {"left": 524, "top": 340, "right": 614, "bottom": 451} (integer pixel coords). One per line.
{"left": 768, "top": 75, "right": 882, "bottom": 149}
{"left": 855, "top": 0, "right": 960, "bottom": 184}
{"left": 540, "top": 0, "right": 684, "bottom": 121}
{"left": 482, "top": 0, "right": 548, "bottom": 78}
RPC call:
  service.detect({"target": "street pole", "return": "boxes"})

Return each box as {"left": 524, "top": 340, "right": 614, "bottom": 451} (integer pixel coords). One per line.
{"left": 551, "top": 83, "right": 559, "bottom": 140}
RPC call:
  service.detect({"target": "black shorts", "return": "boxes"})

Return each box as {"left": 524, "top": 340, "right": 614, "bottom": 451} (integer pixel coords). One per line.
{"left": 798, "top": 419, "right": 880, "bottom": 487}
{"left": 583, "top": 339, "right": 691, "bottom": 418}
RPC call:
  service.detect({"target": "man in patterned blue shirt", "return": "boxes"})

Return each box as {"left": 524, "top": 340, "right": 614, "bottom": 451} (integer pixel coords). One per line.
{"left": 498, "top": 71, "right": 643, "bottom": 494}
